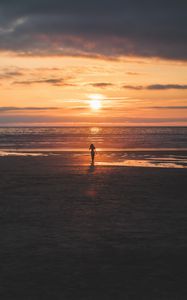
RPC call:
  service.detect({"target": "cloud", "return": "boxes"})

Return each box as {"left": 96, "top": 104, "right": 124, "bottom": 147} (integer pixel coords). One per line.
{"left": 0, "top": 114, "right": 186, "bottom": 125}
{"left": 0, "top": 0, "right": 186, "bottom": 60}
{"left": 0, "top": 70, "right": 23, "bottom": 80}
{"left": 150, "top": 106, "right": 187, "bottom": 110}
{"left": 126, "top": 72, "right": 141, "bottom": 76}
{"left": 147, "top": 84, "right": 187, "bottom": 90}
{"left": 123, "top": 85, "right": 143, "bottom": 90}
{"left": 13, "top": 78, "right": 75, "bottom": 86}
{"left": 123, "top": 84, "right": 187, "bottom": 90}
{"left": 0, "top": 106, "right": 59, "bottom": 112}
{"left": 70, "top": 107, "right": 88, "bottom": 111}
{"left": 107, "top": 117, "right": 187, "bottom": 124}
{"left": 89, "top": 82, "right": 113, "bottom": 88}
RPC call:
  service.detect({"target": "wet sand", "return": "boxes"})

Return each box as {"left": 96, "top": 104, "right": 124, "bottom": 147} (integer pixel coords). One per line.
{"left": 1, "top": 156, "right": 187, "bottom": 299}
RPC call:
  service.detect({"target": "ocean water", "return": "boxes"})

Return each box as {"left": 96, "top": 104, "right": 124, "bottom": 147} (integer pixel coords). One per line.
{"left": 1, "top": 126, "right": 187, "bottom": 150}
{"left": 0, "top": 126, "right": 187, "bottom": 168}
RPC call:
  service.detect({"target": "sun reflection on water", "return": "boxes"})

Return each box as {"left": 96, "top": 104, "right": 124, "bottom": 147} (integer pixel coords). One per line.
{"left": 90, "top": 127, "right": 100, "bottom": 134}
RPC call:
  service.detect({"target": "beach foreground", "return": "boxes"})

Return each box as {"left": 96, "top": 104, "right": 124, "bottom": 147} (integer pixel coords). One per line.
{"left": 1, "top": 156, "right": 187, "bottom": 299}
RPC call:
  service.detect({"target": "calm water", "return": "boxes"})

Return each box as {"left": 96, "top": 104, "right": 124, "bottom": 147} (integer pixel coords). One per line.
{"left": 1, "top": 127, "right": 187, "bottom": 168}
{"left": 0, "top": 126, "right": 187, "bottom": 150}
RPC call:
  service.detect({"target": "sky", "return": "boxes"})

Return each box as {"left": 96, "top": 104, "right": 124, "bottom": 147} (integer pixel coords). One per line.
{"left": 0, "top": 0, "right": 187, "bottom": 126}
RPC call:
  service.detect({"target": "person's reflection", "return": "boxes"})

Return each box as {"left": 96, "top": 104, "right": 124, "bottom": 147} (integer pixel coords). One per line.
{"left": 88, "top": 161, "right": 95, "bottom": 173}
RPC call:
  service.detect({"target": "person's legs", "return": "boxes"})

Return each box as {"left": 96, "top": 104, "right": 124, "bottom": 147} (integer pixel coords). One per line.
{"left": 91, "top": 151, "right": 95, "bottom": 163}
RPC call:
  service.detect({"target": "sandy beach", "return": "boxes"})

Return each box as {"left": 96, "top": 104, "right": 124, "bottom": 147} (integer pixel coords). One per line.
{"left": 1, "top": 155, "right": 187, "bottom": 299}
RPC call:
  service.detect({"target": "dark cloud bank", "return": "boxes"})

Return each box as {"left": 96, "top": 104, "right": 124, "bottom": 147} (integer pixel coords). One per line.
{"left": 0, "top": 0, "right": 186, "bottom": 60}
{"left": 0, "top": 107, "right": 59, "bottom": 112}
{"left": 123, "top": 84, "right": 187, "bottom": 90}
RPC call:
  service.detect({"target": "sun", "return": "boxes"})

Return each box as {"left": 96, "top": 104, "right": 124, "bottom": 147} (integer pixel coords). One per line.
{"left": 90, "top": 99, "right": 101, "bottom": 110}
{"left": 89, "top": 94, "right": 103, "bottom": 110}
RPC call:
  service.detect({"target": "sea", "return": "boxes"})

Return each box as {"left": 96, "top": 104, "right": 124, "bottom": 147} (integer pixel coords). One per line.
{"left": 0, "top": 126, "right": 187, "bottom": 168}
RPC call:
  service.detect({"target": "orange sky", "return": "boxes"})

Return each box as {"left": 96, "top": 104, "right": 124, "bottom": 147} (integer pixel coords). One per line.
{"left": 1, "top": 52, "right": 187, "bottom": 126}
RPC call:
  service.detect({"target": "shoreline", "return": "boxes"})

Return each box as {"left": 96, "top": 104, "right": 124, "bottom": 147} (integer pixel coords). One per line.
{"left": 1, "top": 150, "right": 187, "bottom": 169}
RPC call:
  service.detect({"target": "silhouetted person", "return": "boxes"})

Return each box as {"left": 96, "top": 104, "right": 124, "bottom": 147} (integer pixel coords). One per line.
{"left": 89, "top": 143, "right": 96, "bottom": 164}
